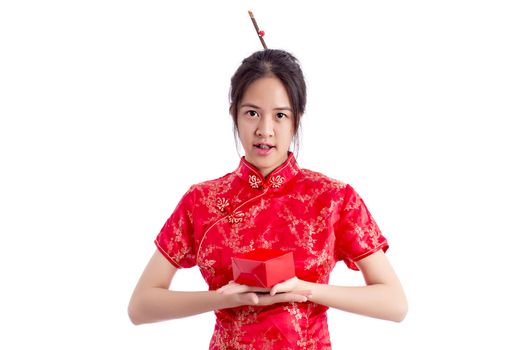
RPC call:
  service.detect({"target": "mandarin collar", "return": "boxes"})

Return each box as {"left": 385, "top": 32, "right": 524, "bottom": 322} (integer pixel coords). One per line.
{"left": 234, "top": 152, "right": 301, "bottom": 190}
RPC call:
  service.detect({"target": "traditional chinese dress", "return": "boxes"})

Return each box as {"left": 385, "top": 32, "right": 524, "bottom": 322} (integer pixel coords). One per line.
{"left": 155, "top": 152, "right": 388, "bottom": 350}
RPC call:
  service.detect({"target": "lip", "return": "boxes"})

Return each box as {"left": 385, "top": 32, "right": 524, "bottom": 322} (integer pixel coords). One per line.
{"left": 254, "top": 142, "right": 275, "bottom": 148}
{"left": 253, "top": 143, "right": 275, "bottom": 156}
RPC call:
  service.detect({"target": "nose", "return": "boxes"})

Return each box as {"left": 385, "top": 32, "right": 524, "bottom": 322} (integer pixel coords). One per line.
{"left": 255, "top": 114, "right": 275, "bottom": 137}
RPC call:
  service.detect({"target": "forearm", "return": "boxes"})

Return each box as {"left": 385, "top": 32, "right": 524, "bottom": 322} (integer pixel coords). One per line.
{"left": 128, "top": 288, "right": 235, "bottom": 325}
{"left": 302, "top": 281, "right": 408, "bottom": 322}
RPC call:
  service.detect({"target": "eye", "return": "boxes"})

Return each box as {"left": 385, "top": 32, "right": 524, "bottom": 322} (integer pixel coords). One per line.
{"left": 276, "top": 112, "right": 287, "bottom": 120}
{"left": 246, "top": 110, "right": 259, "bottom": 118}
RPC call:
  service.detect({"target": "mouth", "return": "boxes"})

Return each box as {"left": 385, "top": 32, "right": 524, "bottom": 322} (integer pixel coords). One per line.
{"left": 254, "top": 143, "right": 275, "bottom": 150}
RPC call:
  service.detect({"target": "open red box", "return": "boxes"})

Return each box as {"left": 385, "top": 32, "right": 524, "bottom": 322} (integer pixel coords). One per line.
{"left": 232, "top": 249, "right": 295, "bottom": 288}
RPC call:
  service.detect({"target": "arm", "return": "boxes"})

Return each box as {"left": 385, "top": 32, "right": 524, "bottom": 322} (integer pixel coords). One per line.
{"left": 298, "top": 250, "right": 408, "bottom": 322}
{"left": 128, "top": 250, "right": 310, "bottom": 325}
{"left": 127, "top": 250, "right": 231, "bottom": 325}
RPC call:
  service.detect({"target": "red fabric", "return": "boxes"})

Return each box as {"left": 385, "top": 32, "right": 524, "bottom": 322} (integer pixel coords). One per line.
{"left": 155, "top": 153, "right": 388, "bottom": 350}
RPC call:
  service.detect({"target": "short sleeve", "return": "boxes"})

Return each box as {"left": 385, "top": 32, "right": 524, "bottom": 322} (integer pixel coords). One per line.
{"left": 334, "top": 185, "right": 389, "bottom": 271}
{"left": 154, "top": 186, "right": 197, "bottom": 268}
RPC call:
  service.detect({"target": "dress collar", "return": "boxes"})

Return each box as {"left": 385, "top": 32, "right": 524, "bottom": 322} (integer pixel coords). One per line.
{"left": 234, "top": 152, "right": 301, "bottom": 190}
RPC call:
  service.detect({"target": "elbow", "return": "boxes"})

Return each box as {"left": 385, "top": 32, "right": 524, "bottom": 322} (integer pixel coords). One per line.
{"left": 128, "top": 310, "right": 142, "bottom": 326}
{"left": 128, "top": 297, "right": 146, "bottom": 325}
{"left": 391, "top": 297, "right": 408, "bottom": 323}
{"left": 128, "top": 304, "right": 141, "bottom": 325}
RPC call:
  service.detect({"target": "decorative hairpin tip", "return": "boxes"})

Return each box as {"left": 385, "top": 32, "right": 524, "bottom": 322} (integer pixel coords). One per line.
{"left": 248, "top": 10, "right": 254, "bottom": 18}
{"left": 258, "top": 30, "right": 265, "bottom": 37}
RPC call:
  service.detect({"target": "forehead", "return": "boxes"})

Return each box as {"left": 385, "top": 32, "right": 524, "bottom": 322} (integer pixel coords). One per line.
{"left": 240, "top": 76, "right": 291, "bottom": 107}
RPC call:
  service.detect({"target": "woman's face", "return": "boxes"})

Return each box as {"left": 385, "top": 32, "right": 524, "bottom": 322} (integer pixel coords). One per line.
{"left": 237, "top": 75, "right": 295, "bottom": 177}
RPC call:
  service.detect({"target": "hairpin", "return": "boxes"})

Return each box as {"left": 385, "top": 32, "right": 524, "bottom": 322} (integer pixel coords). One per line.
{"left": 248, "top": 10, "right": 267, "bottom": 49}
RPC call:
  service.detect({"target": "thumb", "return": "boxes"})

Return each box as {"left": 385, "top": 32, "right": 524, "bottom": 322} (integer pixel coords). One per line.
{"left": 270, "top": 283, "right": 283, "bottom": 296}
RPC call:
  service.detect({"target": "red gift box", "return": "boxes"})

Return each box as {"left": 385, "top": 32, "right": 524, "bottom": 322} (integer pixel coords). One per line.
{"left": 232, "top": 249, "right": 295, "bottom": 288}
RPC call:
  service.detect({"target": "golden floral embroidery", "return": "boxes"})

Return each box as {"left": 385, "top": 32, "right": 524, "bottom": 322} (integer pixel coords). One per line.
{"left": 269, "top": 175, "right": 285, "bottom": 188}
{"left": 216, "top": 197, "right": 230, "bottom": 212}
{"left": 228, "top": 210, "right": 245, "bottom": 224}
{"left": 248, "top": 175, "right": 262, "bottom": 189}
{"left": 284, "top": 304, "right": 309, "bottom": 348}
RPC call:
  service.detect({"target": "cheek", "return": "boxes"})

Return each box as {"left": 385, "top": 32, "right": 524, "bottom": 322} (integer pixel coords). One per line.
{"left": 282, "top": 123, "right": 295, "bottom": 142}
{"left": 237, "top": 120, "right": 251, "bottom": 144}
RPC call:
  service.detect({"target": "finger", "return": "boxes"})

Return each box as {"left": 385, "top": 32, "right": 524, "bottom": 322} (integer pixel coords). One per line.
{"left": 218, "top": 283, "right": 250, "bottom": 295}
{"left": 281, "top": 294, "right": 307, "bottom": 303}
{"left": 219, "top": 283, "right": 270, "bottom": 295}
{"left": 216, "top": 283, "right": 234, "bottom": 293}
{"left": 234, "top": 292, "right": 258, "bottom": 306}
{"left": 269, "top": 289, "right": 311, "bottom": 298}
{"left": 275, "top": 293, "right": 307, "bottom": 304}
{"left": 269, "top": 281, "right": 288, "bottom": 295}
{"left": 269, "top": 284, "right": 280, "bottom": 296}
{"left": 217, "top": 280, "right": 243, "bottom": 293}
{"left": 245, "top": 292, "right": 260, "bottom": 305}
{"left": 270, "top": 277, "right": 298, "bottom": 296}
{"left": 258, "top": 292, "right": 308, "bottom": 305}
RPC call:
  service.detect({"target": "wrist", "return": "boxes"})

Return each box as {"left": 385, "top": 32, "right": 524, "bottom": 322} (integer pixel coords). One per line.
{"left": 299, "top": 279, "right": 317, "bottom": 297}
{"left": 220, "top": 292, "right": 241, "bottom": 309}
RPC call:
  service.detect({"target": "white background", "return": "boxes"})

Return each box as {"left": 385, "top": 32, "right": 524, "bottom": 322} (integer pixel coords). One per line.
{"left": 1, "top": 0, "right": 523, "bottom": 348}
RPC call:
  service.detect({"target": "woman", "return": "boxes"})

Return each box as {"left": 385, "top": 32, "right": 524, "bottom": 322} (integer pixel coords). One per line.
{"left": 128, "top": 49, "right": 408, "bottom": 349}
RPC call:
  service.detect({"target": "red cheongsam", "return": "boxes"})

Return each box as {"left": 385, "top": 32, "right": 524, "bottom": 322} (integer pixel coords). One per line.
{"left": 155, "top": 152, "right": 388, "bottom": 350}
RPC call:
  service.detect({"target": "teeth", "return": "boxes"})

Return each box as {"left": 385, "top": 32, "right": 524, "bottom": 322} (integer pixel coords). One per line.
{"left": 257, "top": 144, "right": 270, "bottom": 149}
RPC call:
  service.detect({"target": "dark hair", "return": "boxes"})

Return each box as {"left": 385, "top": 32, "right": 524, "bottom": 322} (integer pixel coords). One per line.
{"left": 229, "top": 49, "right": 307, "bottom": 151}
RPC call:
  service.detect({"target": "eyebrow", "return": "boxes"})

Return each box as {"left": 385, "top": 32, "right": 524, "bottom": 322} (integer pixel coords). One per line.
{"left": 239, "top": 103, "right": 293, "bottom": 111}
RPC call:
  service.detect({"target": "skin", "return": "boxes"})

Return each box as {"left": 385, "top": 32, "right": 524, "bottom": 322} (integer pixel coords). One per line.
{"left": 128, "top": 75, "right": 408, "bottom": 326}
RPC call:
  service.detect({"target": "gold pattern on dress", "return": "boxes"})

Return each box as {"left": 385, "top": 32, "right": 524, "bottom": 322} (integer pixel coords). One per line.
{"left": 284, "top": 304, "right": 309, "bottom": 349}
{"left": 248, "top": 175, "right": 262, "bottom": 189}
{"left": 197, "top": 244, "right": 218, "bottom": 275}
{"left": 166, "top": 216, "right": 195, "bottom": 264}
{"left": 216, "top": 197, "right": 230, "bottom": 212}
{"left": 269, "top": 175, "right": 285, "bottom": 188}
{"left": 228, "top": 210, "right": 245, "bottom": 224}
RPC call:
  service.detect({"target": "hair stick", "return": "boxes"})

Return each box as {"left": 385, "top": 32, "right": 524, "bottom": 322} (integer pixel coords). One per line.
{"left": 248, "top": 10, "right": 267, "bottom": 49}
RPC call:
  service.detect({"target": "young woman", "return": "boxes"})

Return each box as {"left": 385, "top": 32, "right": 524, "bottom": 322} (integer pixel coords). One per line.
{"left": 128, "top": 49, "right": 408, "bottom": 349}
